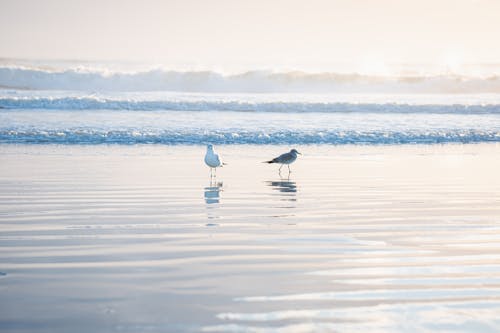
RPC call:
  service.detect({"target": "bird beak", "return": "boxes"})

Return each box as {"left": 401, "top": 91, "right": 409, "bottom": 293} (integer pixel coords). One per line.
{"left": 297, "top": 151, "right": 302, "bottom": 155}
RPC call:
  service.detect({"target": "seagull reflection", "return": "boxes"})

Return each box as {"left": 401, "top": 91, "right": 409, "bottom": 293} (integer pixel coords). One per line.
{"left": 204, "top": 180, "right": 223, "bottom": 221}
{"left": 266, "top": 178, "right": 297, "bottom": 202}
{"left": 204, "top": 180, "right": 223, "bottom": 205}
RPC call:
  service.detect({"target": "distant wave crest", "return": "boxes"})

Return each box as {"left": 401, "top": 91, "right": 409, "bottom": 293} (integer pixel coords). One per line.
{"left": 2, "top": 66, "right": 500, "bottom": 93}
{"left": 2, "top": 96, "right": 500, "bottom": 113}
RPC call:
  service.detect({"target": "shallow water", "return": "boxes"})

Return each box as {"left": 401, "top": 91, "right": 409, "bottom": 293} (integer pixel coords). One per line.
{"left": 1, "top": 144, "right": 500, "bottom": 332}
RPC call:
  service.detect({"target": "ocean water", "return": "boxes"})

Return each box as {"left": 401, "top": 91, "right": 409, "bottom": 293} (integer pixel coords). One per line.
{"left": 1, "top": 60, "right": 500, "bottom": 145}
{"left": 2, "top": 60, "right": 500, "bottom": 332}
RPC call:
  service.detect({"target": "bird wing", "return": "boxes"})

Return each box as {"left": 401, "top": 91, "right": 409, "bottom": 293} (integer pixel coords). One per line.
{"left": 214, "top": 153, "right": 222, "bottom": 166}
{"left": 275, "top": 152, "right": 293, "bottom": 163}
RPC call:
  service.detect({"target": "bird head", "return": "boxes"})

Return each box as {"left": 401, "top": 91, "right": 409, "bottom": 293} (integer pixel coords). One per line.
{"left": 291, "top": 149, "right": 301, "bottom": 155}
{"left": 207, "top": 144, "right": 214, "bottom": 151}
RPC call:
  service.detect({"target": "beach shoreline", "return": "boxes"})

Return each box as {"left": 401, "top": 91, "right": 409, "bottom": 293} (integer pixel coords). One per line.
{"left": 1, "top": 143, "right": 500, "bottom": 332}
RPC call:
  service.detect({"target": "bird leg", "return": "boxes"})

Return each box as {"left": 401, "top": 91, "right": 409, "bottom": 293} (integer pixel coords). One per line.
{"left": 288, "top": 165, "right": 292, "bottom": 173}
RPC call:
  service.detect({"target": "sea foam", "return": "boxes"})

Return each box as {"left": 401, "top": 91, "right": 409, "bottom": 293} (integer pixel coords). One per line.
{"left": 1, "top": 108, "right": 499, "bottom": 145}
{"left": 2, "top": 128, "right": 498, "bottom": 145}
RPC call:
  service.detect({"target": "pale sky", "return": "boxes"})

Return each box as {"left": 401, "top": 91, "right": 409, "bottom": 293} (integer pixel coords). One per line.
{"left": 1, "top": 0, "right": 499, "bottom": 71}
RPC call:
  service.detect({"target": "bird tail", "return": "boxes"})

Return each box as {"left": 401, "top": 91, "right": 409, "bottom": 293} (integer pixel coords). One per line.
{"left": 222, "top": 162, "right": 228, "bottom": 166}
{"left": 263, "top": 160, "right": 274, "bottom": 164}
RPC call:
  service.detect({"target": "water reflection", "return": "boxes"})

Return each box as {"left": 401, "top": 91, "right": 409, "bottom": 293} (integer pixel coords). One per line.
{"left": 204, "top": 180, "right": 223, "bottom": 220}
{"left": 204, "top": 181, "right": 223, "bottom": 204}
{"left": 266, "top": 178, "right": 297, "bottom": 202}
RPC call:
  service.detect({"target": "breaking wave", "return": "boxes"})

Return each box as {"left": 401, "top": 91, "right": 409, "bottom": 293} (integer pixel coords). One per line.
{"left": 1, "top": 96, "right": 500, "bottom": 114}
{"left": 2, "top": 65, "right": 500, "bottom": 93}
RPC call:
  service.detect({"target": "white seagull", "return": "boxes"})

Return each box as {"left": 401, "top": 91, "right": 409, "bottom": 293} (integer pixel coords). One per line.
{"left": 204, "top": 144, "right": 225, "bottom": 176}
{"left": 265, "top": 149, "right": 301, "bottom": 173}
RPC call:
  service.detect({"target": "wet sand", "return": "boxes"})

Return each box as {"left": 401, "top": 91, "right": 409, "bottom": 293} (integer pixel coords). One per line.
{"left": 1, "top": 144, "right": 500, "bottom": 332}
